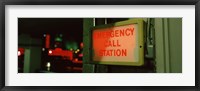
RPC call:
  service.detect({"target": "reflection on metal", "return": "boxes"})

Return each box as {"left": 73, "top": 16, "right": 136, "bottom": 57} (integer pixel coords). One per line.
{"left": 93, "top": 18, "right": 96, "bottom": 26}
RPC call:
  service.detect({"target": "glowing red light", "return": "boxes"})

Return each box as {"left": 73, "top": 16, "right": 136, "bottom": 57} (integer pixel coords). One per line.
{"left": 18, "top": 51, "right": 21, "bottom": 56}
{"left": 18, "top": 48, "right": 24, "bottom": 56}
{"left": 48, "top": 48, "right": 73, "bottom": 60}
{"left": 80, "top": 42, "right": 83, "bottom": 49}
{"left": 49, "top": 50, "right": 52, "bottom": 54}
{"left": 75, "top": 58, "right": 78, "bottom": 61}
{"left": 45, "top": 34, "right": 50, "bottom": 48}
{"left": 79, "top": 53, "right": 83, "bottom": 57}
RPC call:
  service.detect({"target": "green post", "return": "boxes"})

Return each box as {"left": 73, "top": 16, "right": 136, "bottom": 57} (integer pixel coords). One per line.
{"left": 154, "top": 18, "right": 166, "bottom": 73}
{"left": 19, "top": 34, "right": 42, "bottom": 73}
{"left": 29, "top": 46, "right": 42, "bottom": 73}
{"left": 23, "top": 49, "right": 31, "bottom": 73}
{"left": 83, "top": 18, "right": 95, "bottom": 73}
{"left": 154, "top": 18, "right": 182, "bottom": 73}
{"left": 168, "top": 18, "right": 182, "bottom": 73}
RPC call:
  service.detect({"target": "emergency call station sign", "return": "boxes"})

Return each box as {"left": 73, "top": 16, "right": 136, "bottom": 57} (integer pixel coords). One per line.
{"left": 92, "top": 20, "right": 144, "bottom": 66}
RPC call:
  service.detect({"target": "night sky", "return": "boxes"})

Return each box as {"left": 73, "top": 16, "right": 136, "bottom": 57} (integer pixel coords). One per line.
{"left": 18, "top": 18, "right": 83, "bottom": 43}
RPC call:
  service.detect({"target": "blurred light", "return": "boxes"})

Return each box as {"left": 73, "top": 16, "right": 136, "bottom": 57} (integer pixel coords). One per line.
{"left": 46, "top": 62, "right": 51, "bottom": 68}
{"left": 75, "top": 58, "right": 78, "bottom": 61}
{"left": 46, "top": 62, "right": 51, "bottom": 71}
{"left": 43, "top": 34, "right": 46, "bottom": 37}
{"left": 80, "top": 42, "right": 83, "bottom": 49}
{"left": 75, "top": 51, "right": 78, "bottom": 53}
{"left": 47, "top": 67, "right": 50, "bottom": 71}
{"left": 77, "top": 49, "right": 80, "bottom": 52}
{"left": 18, "top": 51, "right": 21, "bottom": 56}
{"left": 42, "top": 48, "right": 45, "bottom": 51}
{"left": 79, "top": 54, "right": 83, "bottom": 57}
{"left": 49, "top": 50, "right": 52, "bottom": 54}
{"left": 70, "top": 48, "right": 73, "bottom": 51}
{"left": 55, "top": 37, "right": 62, "bottom": 42}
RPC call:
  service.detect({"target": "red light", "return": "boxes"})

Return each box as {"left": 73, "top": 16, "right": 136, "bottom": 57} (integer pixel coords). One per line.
{"left": 79, "top": 54, "right": 83, "bottom": 57}
{"left": 49, "top": 50, "right": 52, "bottom": 54}
{"left": 55, "top": 48, "right": 62, "bottom": 51}
{"left": 45, "top": 34, "right": 50, "bottom": 48}
{"left": 18, "top": 48, "right": 24, "bottom": 56}
{"left": 80, "top": 42, "right": 83, "bottom": 49}
{"left": 18, "top": 51, "right": 21, "bottom": 56}
{"left": 75, "top": 58, "right": 78, "bottom": 61}
{"left": 48, "top": 49, "right": 73, "bottom": 60}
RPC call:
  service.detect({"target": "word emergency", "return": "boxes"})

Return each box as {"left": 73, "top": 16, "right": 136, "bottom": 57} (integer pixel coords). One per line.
{"left": 93, "top": 26, "right": 135, "bottom": 57}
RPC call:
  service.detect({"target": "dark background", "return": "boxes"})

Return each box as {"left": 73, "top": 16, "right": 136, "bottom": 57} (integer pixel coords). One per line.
{"left": 18, "top": 18, "right": 83, "bottom": 43}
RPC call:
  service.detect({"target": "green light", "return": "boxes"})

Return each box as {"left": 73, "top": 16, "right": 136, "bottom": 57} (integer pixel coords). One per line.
{"left": 55, "top": 37, "right": 62, "bottom": 42}
{"left": 65, "top": 41, "right": 78, "bottom": 50}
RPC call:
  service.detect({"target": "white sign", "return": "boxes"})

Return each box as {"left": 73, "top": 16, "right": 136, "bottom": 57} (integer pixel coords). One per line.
{"left": 92, "top": 24, "right": 139, "bottom": 63}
